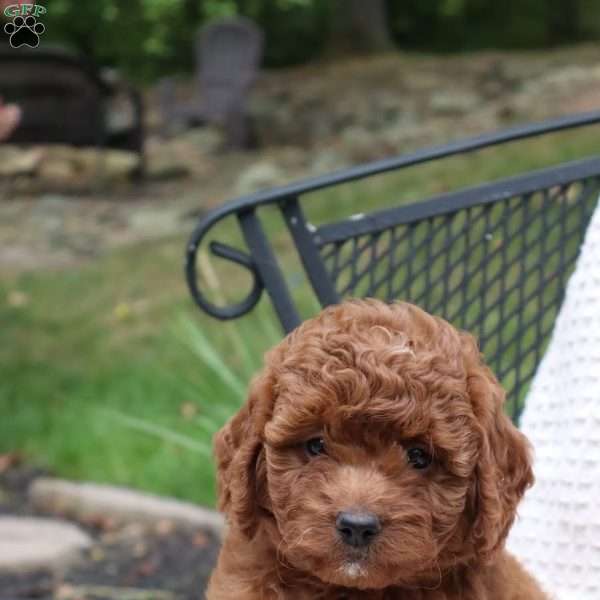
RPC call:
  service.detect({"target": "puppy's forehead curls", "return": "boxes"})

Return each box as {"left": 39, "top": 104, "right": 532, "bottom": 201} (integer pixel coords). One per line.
{"left": 213, "top": 299, "right": 533, "bottom": 592}
{"left": 268, "top": 302, "right": 475, "bottom": 465}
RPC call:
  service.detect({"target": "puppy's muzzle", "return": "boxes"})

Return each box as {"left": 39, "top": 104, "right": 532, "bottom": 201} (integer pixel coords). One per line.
{"left": 336, "top": 511, "right": 381, "bottom": 547}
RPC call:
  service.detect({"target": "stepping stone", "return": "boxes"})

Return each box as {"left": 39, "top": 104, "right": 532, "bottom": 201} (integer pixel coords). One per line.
{"left": 31, "top": 478, "right": 225, "bottom": 536}
{"left": 0, "top": 517, "right": 92, "bottom": 572}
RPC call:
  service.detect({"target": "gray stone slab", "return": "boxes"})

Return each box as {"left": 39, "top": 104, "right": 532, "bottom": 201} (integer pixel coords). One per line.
{"left": 0, "top": 517, "right": 92, "bottom": 573}
{"left": 30, "top": 478, "right": 224, "bottom": 537}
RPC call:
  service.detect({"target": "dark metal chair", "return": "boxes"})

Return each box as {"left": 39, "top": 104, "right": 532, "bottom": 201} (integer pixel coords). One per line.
{"left": 185, "top": 112, "right": 600, "bottom": 419}
{"left": 0, "top": 46, "right": 144, "bottom": 166}
{"left": 159, "top": 17, "right": 263, "bottom": 148}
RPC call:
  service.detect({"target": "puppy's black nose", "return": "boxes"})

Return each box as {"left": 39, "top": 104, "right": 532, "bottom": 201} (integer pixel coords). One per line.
{"left": 336, "top": 511, "right": 381, "bottom": 547}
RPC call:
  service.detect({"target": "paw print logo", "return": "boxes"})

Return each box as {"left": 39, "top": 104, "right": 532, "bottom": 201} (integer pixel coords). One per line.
{"left": 4, "top": 15, "right": 45, "bottom": 48}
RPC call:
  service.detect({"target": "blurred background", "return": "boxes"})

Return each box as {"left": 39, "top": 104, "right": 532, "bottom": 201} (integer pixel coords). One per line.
{"left": 4, "top": 0, "right": 600, "bottom": 506}
{"left": 1, "top": 2, "right": 600, "bottom": 594}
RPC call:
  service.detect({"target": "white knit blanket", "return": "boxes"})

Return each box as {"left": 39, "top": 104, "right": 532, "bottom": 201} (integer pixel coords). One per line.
{"left": 507, "top": 197, "right": 600, "bottom": 599}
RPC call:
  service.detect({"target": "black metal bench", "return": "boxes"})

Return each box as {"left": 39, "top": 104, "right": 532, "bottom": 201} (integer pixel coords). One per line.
{"left": 0, "top": 46, "right": 144, "bottom": 165}
{"left": 185, "top": 112, "right": 600, "bottom": 418}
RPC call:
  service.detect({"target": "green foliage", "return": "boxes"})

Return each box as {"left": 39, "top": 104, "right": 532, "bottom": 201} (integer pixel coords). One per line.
{"left": 387, "top": 0, "right": 591, "bottom": 51}
{"left": 37, "top": 0, "right": 600, "bottom": 83}
{"left": 41, "top": 0, "right": 330, "bottom": 82}
{"left": 0, "top": 235, "right": 281, "bottom": 506}
{"left": 238, "top": 0, "right": 331, "bottom": 67}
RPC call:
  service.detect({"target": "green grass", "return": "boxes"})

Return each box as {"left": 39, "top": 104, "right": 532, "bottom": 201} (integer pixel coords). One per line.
{"left": 0, "top": 238, "right": 286, "bottom": 506}
{"left": 2, "top": 126, "right": 600, "bottom": 507}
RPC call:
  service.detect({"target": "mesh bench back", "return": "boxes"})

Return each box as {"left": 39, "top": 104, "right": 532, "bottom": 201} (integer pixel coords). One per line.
{"left": 185, "top": 112, "right": 600, "bottom": 419}
{"left": 315, "top": 169, "right": 598, "bottom": 415}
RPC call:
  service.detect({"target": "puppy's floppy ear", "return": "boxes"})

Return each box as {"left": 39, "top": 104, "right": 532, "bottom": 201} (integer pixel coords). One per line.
{"left": 462, "top": 333, "right": 534, "bottom": 563}
{"left": 213, "top": 367, "right": 276, "bottom": 538}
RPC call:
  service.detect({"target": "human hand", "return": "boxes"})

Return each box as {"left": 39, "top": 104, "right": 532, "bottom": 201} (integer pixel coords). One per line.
{"left": 0, "top": 97, "right": 21, "bottom": 141}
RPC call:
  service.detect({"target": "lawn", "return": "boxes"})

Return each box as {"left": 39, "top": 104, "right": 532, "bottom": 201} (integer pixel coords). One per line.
{"left": 2, "top": 125, "right": 599, "bottom": 507}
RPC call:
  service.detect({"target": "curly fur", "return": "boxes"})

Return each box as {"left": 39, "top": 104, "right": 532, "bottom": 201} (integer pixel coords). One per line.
{"left": 207, "top": 300, "right": 547, "bottom": 599}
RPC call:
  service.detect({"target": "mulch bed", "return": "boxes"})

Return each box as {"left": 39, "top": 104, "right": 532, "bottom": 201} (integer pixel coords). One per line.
{"left": 0, "top": 461, "right": 220, "bottom": 600}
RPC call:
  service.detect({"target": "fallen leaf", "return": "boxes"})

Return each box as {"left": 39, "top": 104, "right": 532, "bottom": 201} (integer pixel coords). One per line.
{"left": 113, "top": 302, "right": 132, "bottom": 321}
{"left": 179, "top": 402, "right": 198, "bottom": 420}
{"left": 6, "top": 290, "right": 29, "bottom": 308}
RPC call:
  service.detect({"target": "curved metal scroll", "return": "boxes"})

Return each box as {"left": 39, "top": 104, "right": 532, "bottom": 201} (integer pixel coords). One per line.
{"left": 186, "top": 110, "right": 600, "bottom": 323}
{"left": 185, "top": 210, "right": 264, "bottom": 320}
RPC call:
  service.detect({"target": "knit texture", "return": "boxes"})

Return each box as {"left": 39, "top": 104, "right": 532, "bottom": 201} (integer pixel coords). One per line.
{"left": 507, "top": 198, "right": 600, "bottom": 600}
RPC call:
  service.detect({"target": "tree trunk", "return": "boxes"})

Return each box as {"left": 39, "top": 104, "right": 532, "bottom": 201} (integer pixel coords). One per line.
{"left": 547, "top": 0, "right": 582, "bottom": 43}
{"left": 184, "top": 0, "right": 203, "bottom": 23}
{"left": 328, "top": 0, "right": 393, "bottom": 55}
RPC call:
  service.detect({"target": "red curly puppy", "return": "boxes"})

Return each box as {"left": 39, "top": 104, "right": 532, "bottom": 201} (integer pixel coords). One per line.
{"left": 207, "top": 300, "right": 547, "bottom": 599}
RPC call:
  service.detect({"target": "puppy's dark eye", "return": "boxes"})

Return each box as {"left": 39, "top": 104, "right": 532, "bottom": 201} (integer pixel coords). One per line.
{"left": 305, "top": 437, "right": 326, "bottom": 457}
{"left": 407, "top": 447, "right": 432, "bottom": 470}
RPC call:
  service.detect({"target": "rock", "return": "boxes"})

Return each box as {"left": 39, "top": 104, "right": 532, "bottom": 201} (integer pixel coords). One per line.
{"left": 0, "top": 146, "right": 43, "bottom": 177}
{"left": 36, "top": 146, "right": 90, "bottom": 184}
{"left": 180, "top": 127, "right": 225, "bottom": 155}
{"left": 30, "top": 478, "right": 225, "bottom": 537}
{"left": 28, "top": 194, "right": 67, "bottom": 233}
{"left": 29, "top": 193, "right": 67, "bottom": 215}
{"left": 380, "top": 118, "right": 440, "bottom": 151}
{"left": 37, "top": 156, "right": 78, "bottom": 183}
{"left": 249, "top": 96, "right": 294, "bottom": 146}
{"left": 536, "top": 65, "right": 590, "bottom": 90}
{"left": 429, "top": 90, "right": 480, "bottom": 115}
{"left": 308, "top": 149, "right": 348, "bottom": 176}
{"left": 145, "top": 133, "right": 220, "bottom": 180}
{"left": 145, "top": 136, "right": 191, "bottom": 180}
{"left": 29, "top": 146, "right": 140, "bottom": 185}
{"left": 102, "top": 150, "right": 140, "bottom": 180}
{"left": 106, "top": 98, "right": 136, "bottom": 133}
{"left": 235, "top": 161, "right": 285, "bottom": 195}
{"left": 340, "top": 126, "right": 378, "bottom": 162}
{"left": 128, "top": 207, "right": 185, "bottom": 238}
{"left": 275, "top": 146, "right": 308, "bottom": 171}
{"left": 0, "top": 517, "right": 91, "bottom": 573}
{"left": 32, "top": 193, "right": 68, "bottom": 211}
{"left": 372, "top": 91, "right": 404, "bottom": 124}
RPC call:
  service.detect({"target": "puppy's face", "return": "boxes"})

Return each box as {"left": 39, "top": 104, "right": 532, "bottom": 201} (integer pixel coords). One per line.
{"left": 215, "top": 301, "right": 533, "bottom": 590}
